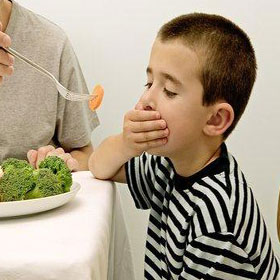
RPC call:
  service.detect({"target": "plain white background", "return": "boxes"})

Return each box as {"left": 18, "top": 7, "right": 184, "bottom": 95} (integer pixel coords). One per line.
{"left": 15, "top": 1, "right": 280, "bottom": 279}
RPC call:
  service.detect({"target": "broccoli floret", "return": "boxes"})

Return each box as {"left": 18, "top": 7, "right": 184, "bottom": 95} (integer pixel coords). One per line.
{"left": 39, "top": 156, "right": 67, "bottom": 174}
{"left": 56, "top": 169, "right": 72, "bottom": 193}
{"left": 2, "top": 158, "right": 33, "bottom": 172}
{"left": 39, "top": 156, "right": 72, "bottom": 192}
{"left": 25, "top": 168, "right": 64, "bottom": 200}
{"left": 0, "top": 166, "right": 34, "bottom": 202}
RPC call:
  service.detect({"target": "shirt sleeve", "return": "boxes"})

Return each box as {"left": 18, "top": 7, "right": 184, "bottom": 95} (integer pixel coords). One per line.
{"left": 55, "top": 37, "right": 100, "bottom": 151}
{"left": 125, "top": 152, "right": 158, "bottom": 210}
{"left": 179, "top": 232, "right": 257, "bottom": 280}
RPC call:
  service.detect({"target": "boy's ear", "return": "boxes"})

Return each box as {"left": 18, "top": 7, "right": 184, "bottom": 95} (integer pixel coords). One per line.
{"left": 203, "top": 103, "right": 234, "bottom": 137}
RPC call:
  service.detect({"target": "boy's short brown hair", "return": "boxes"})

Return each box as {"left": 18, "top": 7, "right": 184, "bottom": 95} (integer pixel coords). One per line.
{"left": 158, "top": 13, "right": 257, "bottom": 138}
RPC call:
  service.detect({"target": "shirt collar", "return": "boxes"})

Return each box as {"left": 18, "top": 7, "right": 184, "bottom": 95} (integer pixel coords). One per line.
{"left": 173, "top": 142, "right": 229, "bottom": 189}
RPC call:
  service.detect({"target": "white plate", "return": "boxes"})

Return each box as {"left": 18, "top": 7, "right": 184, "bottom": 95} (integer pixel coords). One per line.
{"left": 0, "top": 182, "right": 81, "bottom": 218}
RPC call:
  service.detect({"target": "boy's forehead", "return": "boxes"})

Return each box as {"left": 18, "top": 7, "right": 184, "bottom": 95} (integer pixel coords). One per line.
{"left": 148, "top": 38, "right": 202, "bottom": 80}
{"left": 150, "top": 38, "right": 197, "bottom": 60}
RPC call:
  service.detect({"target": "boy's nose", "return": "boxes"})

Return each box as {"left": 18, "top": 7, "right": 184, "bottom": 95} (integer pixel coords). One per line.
{"left": 139, "top": 93, "right": 156, "bottom": 111}
{"left": 135, "top": 100, "right": 154, "bottom": 111}
{"left": 144, "top": 105, "right": 153, "bottom": 111}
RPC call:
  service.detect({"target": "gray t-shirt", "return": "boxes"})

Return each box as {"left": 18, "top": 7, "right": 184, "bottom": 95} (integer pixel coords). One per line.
{"left": 0, "top": 1, "right": 99, "bottom": 163}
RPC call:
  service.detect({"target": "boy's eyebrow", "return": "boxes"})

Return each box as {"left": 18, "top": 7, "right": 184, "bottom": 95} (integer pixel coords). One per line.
{"left": 146, "top": 67, "right": 183, "bottom": 86}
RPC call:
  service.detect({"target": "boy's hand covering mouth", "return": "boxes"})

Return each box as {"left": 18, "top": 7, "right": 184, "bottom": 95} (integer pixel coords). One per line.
{"left": 122, "top": 108, "right": 169, "bottom": 158}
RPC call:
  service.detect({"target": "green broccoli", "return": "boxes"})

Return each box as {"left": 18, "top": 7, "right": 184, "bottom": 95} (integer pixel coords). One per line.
{"left": 39, "top": 156, "right": 72, "bottom": 192}
{"left": 0, "top": 166, "right": 34, "bottom": 202}
{"left": 0, "top": 156, "right": 72, "bottom": 202}
{"left": 2, "top": 158, "right": 33, "bottom": 172}
{"left": 25, "top": 168, "right": 64, "bottom": 199}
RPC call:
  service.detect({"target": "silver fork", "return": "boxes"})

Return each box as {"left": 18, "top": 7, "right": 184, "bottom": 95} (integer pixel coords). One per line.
{"left": 3, "top": 47, "right": 91, "bottom": 101}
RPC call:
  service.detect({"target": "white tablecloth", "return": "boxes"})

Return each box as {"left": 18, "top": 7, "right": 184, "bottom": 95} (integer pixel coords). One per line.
{"left": 0, "top": 171, "right": 135, "bottom": 280}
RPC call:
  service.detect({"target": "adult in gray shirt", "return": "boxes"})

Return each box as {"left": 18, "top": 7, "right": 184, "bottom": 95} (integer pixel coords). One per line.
{"left": 0, "top": 0, "right": 99, "bottom": 171}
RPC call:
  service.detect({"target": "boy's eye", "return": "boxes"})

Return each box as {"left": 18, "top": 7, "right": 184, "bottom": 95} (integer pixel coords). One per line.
{"left": 163, "top": 88, "right": 177, "bottom": 98}
{"left": 144, "top": 82, "right": 152, "bottom": 89}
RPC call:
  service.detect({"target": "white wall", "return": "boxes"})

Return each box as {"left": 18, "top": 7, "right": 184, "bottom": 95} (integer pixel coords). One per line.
{"left": 17, "top": 0, "right": 280, "bottom": 279}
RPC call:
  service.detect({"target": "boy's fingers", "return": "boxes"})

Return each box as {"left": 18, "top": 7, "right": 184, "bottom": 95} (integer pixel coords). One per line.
{"left": 136, "top": 137, "right": 168, "bottom": 151}
{"left": 126, "top": 109, "right": 160, "bottom": 122}
{"left": 133, "top": 128, "right": 169, "bottom": 143}
{"left": 130, "top": 119, "right": 167, "bottom": 133}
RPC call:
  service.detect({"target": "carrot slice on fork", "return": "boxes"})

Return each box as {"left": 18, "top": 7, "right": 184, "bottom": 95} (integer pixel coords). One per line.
{"left": 89, "top": 85, "right": 104, "bottom": 111}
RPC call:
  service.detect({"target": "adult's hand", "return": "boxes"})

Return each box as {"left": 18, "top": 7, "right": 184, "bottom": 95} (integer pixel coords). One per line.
{"left": 27, "top": 145, "right": 79, "bottom": 171}
{"left": 0, "top": 22, "right": 14, "bottom": 85}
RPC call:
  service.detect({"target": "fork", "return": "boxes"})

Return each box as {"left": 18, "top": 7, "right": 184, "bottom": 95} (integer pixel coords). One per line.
{"left": 2, "top": 46, "right": 93, "bottom": 101}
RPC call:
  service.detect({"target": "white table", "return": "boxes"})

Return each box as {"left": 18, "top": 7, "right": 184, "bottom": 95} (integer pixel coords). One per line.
{"left": 0, "top": 171, "right": 135, "bottom": 280}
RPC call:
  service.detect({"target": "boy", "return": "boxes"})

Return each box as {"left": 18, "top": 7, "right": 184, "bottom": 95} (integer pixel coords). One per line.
{"left": 89, "top": 13, "right": 279, "bottom": 279}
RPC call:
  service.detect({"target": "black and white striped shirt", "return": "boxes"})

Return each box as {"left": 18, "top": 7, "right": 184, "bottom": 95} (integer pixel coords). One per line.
{"left": 125, "top": 143, "right": 279, "bottom": 279}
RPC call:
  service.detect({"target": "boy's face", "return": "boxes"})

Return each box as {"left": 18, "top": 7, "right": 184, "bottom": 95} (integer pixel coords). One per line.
{"left": 137, "top": 38, "right": 213, "bottom": 159}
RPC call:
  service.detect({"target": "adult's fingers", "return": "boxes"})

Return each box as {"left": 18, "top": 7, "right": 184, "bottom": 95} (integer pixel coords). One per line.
{"left": 0, "top": 27, "right": 13, "bottom": 84}
{"left": 36, "top": 145, "right": 56, "bottom": 168}
{"left": 56, "top": 153, "right": 79, "bottom": 171}
{"left": 0, "top": 48, "right": 14, "bottom": 66}
{"left": 47, "top": 149, "right": 79, "bottom": 171}
{"left": 65, "top": 157, "right": 79, "bottom": 171}
{"left": 0, "top": 63, "right": 14, "bottom": 76}
{"left": 0, "top": 54, "right": 14, "bottom": 85}
{"left": 27, "top": 147, "right": 79, "bottom": 171}
{"left": 0, "top": 29, "right": 11, "bottom": 48}
{"left": 46, "top": 147, "right": 65, "bottom": 157}
{"left": 27, "top": 149, "right": 38, "bottom": 168}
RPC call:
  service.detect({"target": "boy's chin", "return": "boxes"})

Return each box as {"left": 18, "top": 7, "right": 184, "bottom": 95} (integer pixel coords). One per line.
{"left": 145, "top": 145, "right": 169, "bottom": 157}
